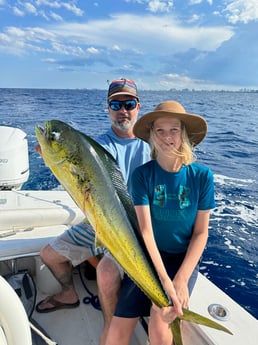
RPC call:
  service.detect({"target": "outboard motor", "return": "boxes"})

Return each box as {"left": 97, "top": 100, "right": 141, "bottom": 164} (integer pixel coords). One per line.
{"left": 0, "top": 126, "right": 29, "bottom": 190}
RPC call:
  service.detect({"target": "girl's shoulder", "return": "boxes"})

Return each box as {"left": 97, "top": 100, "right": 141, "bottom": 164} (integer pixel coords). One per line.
{"left": 187, "top": 163, "right": 214, "bottom": 179}
{"left": 133, "top": 159, "right": 155, "bottom": 175}
{"left": 139, "top": 159, "right": 155, "bottom": 169}
{"left": 189, "top": 162, "right": 211, "bottom": 171}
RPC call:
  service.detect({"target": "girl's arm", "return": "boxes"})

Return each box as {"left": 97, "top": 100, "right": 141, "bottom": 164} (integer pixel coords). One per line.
{"left": 134, "top": 205, "right": 182, "bottom": 315}
{"left": 173, "top": 209, "right": 210, "bottom": 307}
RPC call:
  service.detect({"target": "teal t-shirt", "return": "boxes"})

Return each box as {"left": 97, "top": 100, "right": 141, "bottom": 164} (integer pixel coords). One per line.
{"left": 131, "top": 160, "right": 216, "bottom": 253}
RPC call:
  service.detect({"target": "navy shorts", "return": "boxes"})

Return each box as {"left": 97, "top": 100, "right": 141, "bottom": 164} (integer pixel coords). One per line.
{"left": 114, "top": 251, "right": 199, "bottom": 318}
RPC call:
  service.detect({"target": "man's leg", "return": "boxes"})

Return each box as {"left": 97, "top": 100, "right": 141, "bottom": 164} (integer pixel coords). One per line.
{"left": 36, "top": 244, "right": 80, "bottom": 312}
{"left": 97, "top": 256, "right": 122, "bottom": 345}
{"left": 36, "top": 221, "right": 102, "bottom": 312}
{"left": 87, "top": 256, "right": 100, "bottom": 268}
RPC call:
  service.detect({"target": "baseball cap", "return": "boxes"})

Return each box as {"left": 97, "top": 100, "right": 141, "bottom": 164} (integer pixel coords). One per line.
{"left": 107, "top": 78, "right": 139, "bottom": 101}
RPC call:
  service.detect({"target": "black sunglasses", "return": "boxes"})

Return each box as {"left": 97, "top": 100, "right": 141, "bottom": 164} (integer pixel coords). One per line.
{"left": 109, "top": 99, "right": 138, "bottom": 111}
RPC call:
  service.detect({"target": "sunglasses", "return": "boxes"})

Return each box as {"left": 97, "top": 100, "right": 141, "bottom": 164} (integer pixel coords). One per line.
{"left": 109, "top": 99, "right": 138, "bottom": 111}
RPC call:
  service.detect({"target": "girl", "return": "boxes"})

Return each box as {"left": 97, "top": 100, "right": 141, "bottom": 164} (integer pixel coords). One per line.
{"left": 105, "top": 100, "right": 215, "bottom": 345}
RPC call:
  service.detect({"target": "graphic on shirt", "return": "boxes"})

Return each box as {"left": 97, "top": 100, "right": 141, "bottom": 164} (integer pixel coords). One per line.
{"left": 178, "top": 184, "right": 191, "bottom": 209}
{"left": 154, "top": 184, "right": 167, "bottom": 207}
{"left": 153, "top": 184, "right": 191, "bottom": 209}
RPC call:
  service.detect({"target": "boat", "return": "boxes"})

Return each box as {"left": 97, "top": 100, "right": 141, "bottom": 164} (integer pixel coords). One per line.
{"left": 0, "top": 126, "right": 257, "bottom": 345}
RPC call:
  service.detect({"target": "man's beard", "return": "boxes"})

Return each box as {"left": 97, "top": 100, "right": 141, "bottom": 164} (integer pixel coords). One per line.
{"left": 112, "top": 118, "right": 136, "bottom": 131}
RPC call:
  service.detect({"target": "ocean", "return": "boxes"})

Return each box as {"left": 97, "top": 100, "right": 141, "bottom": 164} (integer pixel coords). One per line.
{"left": 0, "top": 88, "right": 257, "bottom": 319}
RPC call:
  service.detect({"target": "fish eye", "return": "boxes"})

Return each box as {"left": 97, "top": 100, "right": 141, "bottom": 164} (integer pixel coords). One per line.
{"left": 52, "top": 131, "right": 61, "bottom": 140}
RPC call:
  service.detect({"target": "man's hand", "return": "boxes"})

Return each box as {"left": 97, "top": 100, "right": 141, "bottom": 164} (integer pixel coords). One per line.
{"left": 35, "top": 144, "right": 42, "bottom": 156}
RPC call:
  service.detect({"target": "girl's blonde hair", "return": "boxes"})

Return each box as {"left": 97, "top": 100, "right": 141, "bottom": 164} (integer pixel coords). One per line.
{"left": 149, "top": 122, "right": 196, "bottom": 165}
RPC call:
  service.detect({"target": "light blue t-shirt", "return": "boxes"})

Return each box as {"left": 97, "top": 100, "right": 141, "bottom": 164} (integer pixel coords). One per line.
{"left": 97, "top": 128, "right": 150, "bottom": 190}
{"left": 131, "top": 160, "right": 216, "bottom": 253}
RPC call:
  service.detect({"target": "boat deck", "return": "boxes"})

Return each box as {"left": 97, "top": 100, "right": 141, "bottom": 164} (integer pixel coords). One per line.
{"left": 0, "top": 257, "right": 148, "bottom": 345}
{"left": 2, "top": 254, "right": 257, "bottom": 345}
{"left": 34, "top": 267, "right": 105, "bottom": 345}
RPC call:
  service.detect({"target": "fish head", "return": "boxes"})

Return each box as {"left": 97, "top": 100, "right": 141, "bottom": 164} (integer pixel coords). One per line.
{"left": 35, "top": 120, "right": 90, "bottom": 197}
{"left": 35, "top": 120, "right": 82, "bottom": 167}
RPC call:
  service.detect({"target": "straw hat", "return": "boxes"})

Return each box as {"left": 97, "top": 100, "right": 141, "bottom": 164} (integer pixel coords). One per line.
{"left": 133, "top": 100, "right": 207, "bottom": 146}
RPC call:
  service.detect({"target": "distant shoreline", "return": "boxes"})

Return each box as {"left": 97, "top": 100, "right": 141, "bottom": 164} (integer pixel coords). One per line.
{"left": 0, "top": 87, "right": 258, "bottom": 93}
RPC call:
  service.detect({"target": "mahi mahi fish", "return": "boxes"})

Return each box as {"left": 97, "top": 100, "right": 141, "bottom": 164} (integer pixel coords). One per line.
{"left": 35, "top": 120, "right": 232, "bottom": 344}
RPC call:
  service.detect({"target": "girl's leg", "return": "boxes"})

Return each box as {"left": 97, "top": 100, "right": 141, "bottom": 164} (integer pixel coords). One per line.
{"left": 148, "top": 306, "right": 173, "bottom": 345}
{"left": 105, "top": 316, "right": 139, "bottom": 345}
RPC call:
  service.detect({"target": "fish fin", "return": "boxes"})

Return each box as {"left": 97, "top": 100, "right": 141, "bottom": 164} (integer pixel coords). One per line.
{"left": 81, "top": 219, "right": 103, "bottom": 250}
{"left": 95, "top": 236, "right": 103, "bottom": 250}
{"left": 170, "top": 318, "right": 183, "bottom": 345}
{"left": 179, "top": 308, "right": 233, "bottom": 335}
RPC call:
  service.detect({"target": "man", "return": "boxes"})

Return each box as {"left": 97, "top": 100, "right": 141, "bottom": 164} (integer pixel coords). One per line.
{"left": 35, "top": 78, "right": 150, "bottom": 344}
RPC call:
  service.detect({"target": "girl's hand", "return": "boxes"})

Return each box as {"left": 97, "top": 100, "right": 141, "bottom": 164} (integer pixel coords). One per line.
{"left": 173, "top": 276, "right": 190, "bottom": 309}
{"left": 152, "top": 303, "right": 180, "bottom": 323}
{"left": 153, "top": 277, "right": 183, "bottom": 323}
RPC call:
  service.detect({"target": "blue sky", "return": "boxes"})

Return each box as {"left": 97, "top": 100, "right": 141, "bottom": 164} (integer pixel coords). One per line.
{"left": 0, "top": 0, "right": 257, "bottom": 90}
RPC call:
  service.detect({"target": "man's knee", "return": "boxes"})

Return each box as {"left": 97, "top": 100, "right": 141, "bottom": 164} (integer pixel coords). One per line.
{"left": 40, "top": 244, "right": 65, "bottom": 266}
{"left": 40, "top": 244, "right": 52, "bottom": 263}
{"left": 97, "top": 256, "right": 121, "bottom": 287}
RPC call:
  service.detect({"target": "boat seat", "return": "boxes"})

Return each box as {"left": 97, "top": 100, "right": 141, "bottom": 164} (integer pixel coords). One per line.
{"left": 0, "top": 190, "right": 85, "bottom": 231}
{"left": 0, "top": 190, "right": 85, "bottom": 261}
{"left": 0, "top": 224, "right": 69, "bottom": 261}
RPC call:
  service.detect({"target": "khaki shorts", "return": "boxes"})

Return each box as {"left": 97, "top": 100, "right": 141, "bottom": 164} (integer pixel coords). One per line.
{"left": 50, "top": 230, "right": 104, "bottom": 267}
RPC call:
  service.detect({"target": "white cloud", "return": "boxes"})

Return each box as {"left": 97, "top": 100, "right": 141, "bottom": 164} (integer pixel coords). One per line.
{"left": 35, "top": 0, "right": 62, "bottom": 8}
{"left": 0, "top": 26, "right": 56, "bottom": 55}
{"left": 50, "top": 11, "right": 63, "bottom": 21}
{"left": 189, "top": 0, "right": 202, "bottom": 4}
{"left": 62, "top": 2, "right": 83, "bottom": 16}
{"left": 189, "top": 0, "right": 213, "bottom": 5}
{"left": 34, "top": 0, "right": 83, "bottom": 16}
{"left": 225, "top": 0, "right": 258, "bottom": 24}
{"left": 0, "top": 0, "right": 257, "bottom": 89}
{"left": 10, "top": 0, "right": 83, "bottom": 20}
{"left": 38, "top": 9, "right": 50, "bottom": 21}
{"left": 5, "top": 26, "right": 26, "bottom": 38}
{"left": 24, "top": 2, "right": 37, "bottom": 14}
{"left": 159, "top": 73, "right": 237, "bottom": 91}
{"left": 163, "top": 73, "right": 194, "bottom": 85}
{"left": 50, "top": 14, "right": 234, "bottom": 53}
{"left": 13, "top": 6, "right": 24, "bottom": 16}
{"left": 188, "top": 13, "right": 202, "bottom": 23}
{"left": 0, "top": 32, "right": 10, "bottom": 43}
{"left": 87, "top": 47, "right": 99, "bottom": 54}
{"left": 111, "top": 45, "right": 122, "bottom": 51}
{"left": 146, "top": 0, "right": 173, "bottom": 13}
{"left": 43, "top": 57, "right": 56, "bottom": 63}
{"left": 51, "top": 41, "right": 85, "bottom": 56}
{"left": 0, "top": 12, "right": 234, "bottom": 62}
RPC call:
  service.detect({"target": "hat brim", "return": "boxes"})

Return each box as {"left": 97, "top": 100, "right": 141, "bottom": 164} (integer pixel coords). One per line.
{"left": 133, "top": 110, "right": 207, "bottom": 146}
{"left": 108, "top": 91, "right": 139, "bottom": 100}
